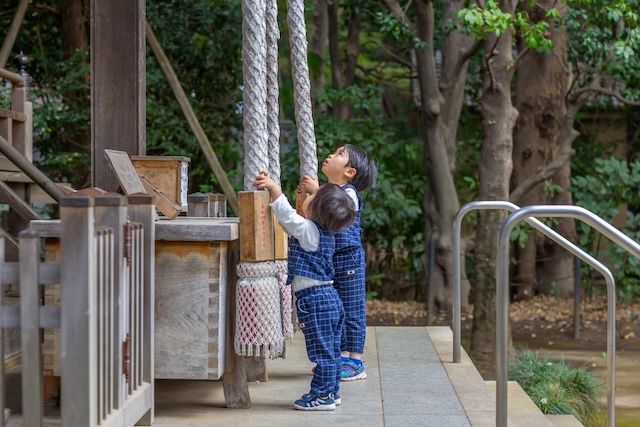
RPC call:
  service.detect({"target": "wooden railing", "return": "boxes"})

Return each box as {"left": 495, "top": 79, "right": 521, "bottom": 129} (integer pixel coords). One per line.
{"left": 0, "top": 194, "right": 155, "bottom": 426}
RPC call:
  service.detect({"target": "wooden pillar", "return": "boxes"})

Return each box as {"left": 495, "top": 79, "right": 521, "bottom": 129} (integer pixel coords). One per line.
{"left": 91, "top": 0, "right": 146, "bottom": 191}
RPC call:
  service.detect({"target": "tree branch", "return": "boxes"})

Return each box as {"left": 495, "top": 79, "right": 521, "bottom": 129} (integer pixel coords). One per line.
{"left": 440, "top": 40, "right": 482, "bottom": 91}
{"left": 573, "top": 85, "right": 640, "bottom": 107}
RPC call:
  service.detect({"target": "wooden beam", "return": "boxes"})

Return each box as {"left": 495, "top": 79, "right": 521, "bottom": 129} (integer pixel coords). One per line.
{"left": 0, "top": 180, "right": 42, "bottom": 221}
{"left": 0, "top": 135, "right": 66, "bottom": 202}
{"left": 145, "top": 20, "right": 239, "bottom": 216}
{"left": 91, "top": 0, "right": 146, "bottom": 191}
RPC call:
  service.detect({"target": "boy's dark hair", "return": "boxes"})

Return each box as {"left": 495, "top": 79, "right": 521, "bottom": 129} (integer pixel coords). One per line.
{"left": 340, "top": 144, "right": 378, "bottom": 192}
{"left": 308, "top": 183, "right": 356, "bottom": 231}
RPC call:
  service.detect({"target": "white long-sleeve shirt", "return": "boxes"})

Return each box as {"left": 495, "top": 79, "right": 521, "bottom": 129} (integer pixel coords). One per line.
{"left": 270, "top": 194, "right": 319, "bottom": 252}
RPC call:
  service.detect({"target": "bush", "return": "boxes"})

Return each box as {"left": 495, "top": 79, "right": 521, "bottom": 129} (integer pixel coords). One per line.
{"left": 509, "top": 347, "right": 605, "bottom": 427}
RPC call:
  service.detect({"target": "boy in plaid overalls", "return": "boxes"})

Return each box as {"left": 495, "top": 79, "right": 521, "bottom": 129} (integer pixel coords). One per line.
{"left": 299, "top": 144, "right": 378, "bottom": 381}
{"left": 255, "top": 171, "right": 356, "bottom": 411}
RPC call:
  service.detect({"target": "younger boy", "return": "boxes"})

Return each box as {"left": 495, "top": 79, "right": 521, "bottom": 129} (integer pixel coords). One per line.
{"left": 254, "top": 171, "right": 356, "bottom": 410}
{"left": 298, "top": 144, "right": 378, "bottom": 381}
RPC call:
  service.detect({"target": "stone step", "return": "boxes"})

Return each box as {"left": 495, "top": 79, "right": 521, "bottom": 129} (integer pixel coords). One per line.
{"left": 545, "top": 415, "right": 584, "bottom": 427}
{"left": 485, "top": 380, "right": 555, "bottom": 427}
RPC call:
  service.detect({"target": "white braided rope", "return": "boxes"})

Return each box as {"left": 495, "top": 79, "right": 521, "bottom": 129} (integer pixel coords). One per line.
{"left": 235, "top": 261, "right": 285, "bottom": 358}
{"left": 242, "top": 0, "right": 269, "bottom": 190}
{"left": 237, "top": 260, "right": 277, "bottom": 278}
{"left": 275, "top": 260, "right": 293, "bottom": 341}
{"left": 286, "top": 0, "right": 318, "bottom": 179}
{"left": 266, "top": 0, "right": 281, "bottom": 185}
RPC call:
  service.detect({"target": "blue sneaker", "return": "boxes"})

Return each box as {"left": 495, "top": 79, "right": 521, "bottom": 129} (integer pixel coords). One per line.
{"left": 293, "top": 393, "right": 336, "bottom": 411}
{"left": 341, "top": 360, "right": 367, "bottom": 381}
{"left": 331, "top": 391, "right": 341, "bottom": 406}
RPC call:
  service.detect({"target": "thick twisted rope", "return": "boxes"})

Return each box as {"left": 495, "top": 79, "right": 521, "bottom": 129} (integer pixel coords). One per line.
{"left": 266, "top": 0, "right": 281, "bottom": 185}
{"left": 242, "top": 0, "right": 269, "bottom": 190}
{"left": 286, "top": 0, "right": 318, "bottom": 179}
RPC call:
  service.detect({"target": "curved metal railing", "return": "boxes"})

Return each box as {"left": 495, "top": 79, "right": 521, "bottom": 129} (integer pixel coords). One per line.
{"left": 496, "top": 205, "right": 640, "bottom": 427}
{"left": 452, "top": 201, "right": 611, "bottom": 363}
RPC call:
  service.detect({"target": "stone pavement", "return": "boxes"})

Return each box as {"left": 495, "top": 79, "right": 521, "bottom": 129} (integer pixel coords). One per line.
{"left": 153, "top": 326, "right": 472, "bottom": 427}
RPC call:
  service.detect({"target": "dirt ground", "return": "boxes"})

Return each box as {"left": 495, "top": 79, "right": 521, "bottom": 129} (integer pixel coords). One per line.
{"left": 366, "top": 294, "right": 640, "bottom": 354}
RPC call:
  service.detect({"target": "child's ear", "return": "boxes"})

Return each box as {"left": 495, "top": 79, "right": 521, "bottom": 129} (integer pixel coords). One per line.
{"left": 345, "top": 167, "right": 357, "bottom": 179}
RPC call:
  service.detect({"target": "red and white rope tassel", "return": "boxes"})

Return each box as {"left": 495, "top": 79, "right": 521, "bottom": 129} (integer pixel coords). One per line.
{"left": 275, "top": 260, "right": 293, "bottom": 342}
{"left": 235, "top": 261, "right": 285, "bottom": 358}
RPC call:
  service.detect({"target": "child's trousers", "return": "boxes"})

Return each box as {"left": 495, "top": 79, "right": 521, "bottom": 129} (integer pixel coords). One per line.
{"left": 295, "top": 284, "right": 345, "bottom": 396}
{"left": 334, "top": 246, "right": 366, "bottom": 354}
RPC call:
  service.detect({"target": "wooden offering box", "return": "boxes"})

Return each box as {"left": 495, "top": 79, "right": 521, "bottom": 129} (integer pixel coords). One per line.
{"left": 131, "top": 155, "right": 190, "bottom": 209}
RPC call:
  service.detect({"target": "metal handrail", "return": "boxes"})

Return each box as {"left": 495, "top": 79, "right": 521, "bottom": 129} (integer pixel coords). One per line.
{"left": 452, "top": 201, "right": 611, "bottom": 363}
{"left": 497, "top": 205, "right": 640, "bottom": 427}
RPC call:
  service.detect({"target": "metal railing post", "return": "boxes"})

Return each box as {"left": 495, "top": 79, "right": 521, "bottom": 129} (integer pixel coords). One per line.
{"left": 453, "top": 201, "right": 607, "bottom": 363}
{"left": 496, "top": 205, "right": 640, "bottom": 427}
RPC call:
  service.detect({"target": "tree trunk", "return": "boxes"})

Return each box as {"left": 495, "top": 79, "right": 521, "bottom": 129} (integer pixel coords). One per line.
{"left": 511, "top": 0, "right": 574, "bottom": 299}
{"left": 469, "top": 0, "right": 519, "bottom": 368}
{"left": 61, "top": 0, "right": 88, "bottom": 55}
{"left": 327, "top": 0, "right": 361, "bottom": 119}
{"left": 309, "top": 0, "right": 328, "bottom": 102}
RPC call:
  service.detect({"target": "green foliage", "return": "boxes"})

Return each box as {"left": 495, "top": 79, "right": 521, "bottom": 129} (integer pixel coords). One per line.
{"left": 570, "top": 156, "right": 640, "bottom": 301}
{"left": 509, "top": 348, "right": 605, "bottom": 426}
{"left": 280, "top": 85, "right": 425, "bottom": 297}
{"left": 457, "top": 1, "right": 554, "bottom": 52}
{"left": 146, "top": 0, "right": 244, "bottom": 196}
{"left": 564, "top": 0, "right": 640, "bottom": 103}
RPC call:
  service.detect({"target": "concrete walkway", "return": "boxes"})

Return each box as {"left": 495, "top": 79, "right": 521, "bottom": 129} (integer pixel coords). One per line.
{"left": 153, "top": 326, "right": 472, "bottom": 427}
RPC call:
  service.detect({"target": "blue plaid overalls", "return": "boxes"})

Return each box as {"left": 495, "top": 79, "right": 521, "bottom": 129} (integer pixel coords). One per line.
{"left": 290, "top": 225, "right": 345, "bottom": 396}
{"left": 335, "top": 183, "right": 366, "bottom": 354}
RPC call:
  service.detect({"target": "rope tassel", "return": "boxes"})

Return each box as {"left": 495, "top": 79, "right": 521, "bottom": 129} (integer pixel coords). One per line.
{"left": 235, "top": 261, "right": 285, "bottom": 358}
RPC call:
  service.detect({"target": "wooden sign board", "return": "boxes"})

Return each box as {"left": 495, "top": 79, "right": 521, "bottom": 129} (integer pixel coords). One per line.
{"left": 104, "top": 149, "right": 146, "bottom": 195}
{"left": 238, "top": 191, "right": 274, "bottom": 262}
{"left": 273, "top": 213, "right": 288, "bottom": 260}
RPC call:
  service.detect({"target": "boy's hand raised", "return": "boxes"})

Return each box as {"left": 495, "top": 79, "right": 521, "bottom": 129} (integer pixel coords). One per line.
{"left": 297, "top": 175, "right": 319, "bottom": 194}
{"left": 254, "top": 171, "right": 283, "bottom": 201}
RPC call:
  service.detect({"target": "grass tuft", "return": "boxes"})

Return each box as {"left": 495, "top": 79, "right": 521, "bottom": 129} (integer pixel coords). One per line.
{"left": 509, "top": 347, "right": 606, "bottom": 427}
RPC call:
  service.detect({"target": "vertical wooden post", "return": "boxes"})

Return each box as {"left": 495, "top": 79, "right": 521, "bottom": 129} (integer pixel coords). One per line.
{"left": 127, "top": 194, "right": 155, "bottom": 426}
{"left": 94, "top": 194, "right": 127, "bottom": 409}
{"left": 19, "top": 228, "right": 42, "bottom": 426}
{"left": 91, "top": 0, "right": 146, "bottom": 191}
{"left": 60, "top": 195, "right": 97, "bottom": 427}
{"left": 222, "top": 239, "right": 251, "bottom": 408}
{"left": 238, "top": 191, "right": 275, "bottom": 262}
{"left": 0, "top": 234, "right": 4, "bottom": 422}
{"left": 8, "top": 54, "right": 32, "bottom": 236}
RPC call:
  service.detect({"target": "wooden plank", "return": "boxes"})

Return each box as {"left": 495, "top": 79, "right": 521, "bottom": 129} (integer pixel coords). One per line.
{"left": 154, "top": 241, "right": 219, "bottom": 379}
{"left": 274, "top": 212, "right": 288, "bottom": 260}
{"left": 0, "top": 179, "right": 42, "bottom": 221}
{"left": 238, "top": 191, "right": 274, "bottom": 262}
{"left": 0, "top": 109, "right": 25, "bottom": 122}
{"left": 104, "top": 149, "right": 147, "bottom": 195}
{"left": 139, "top": 175, "right": 181, "bottom": 220}
{"left": 30, "top": 217, "right": 240, "bottom": 241}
